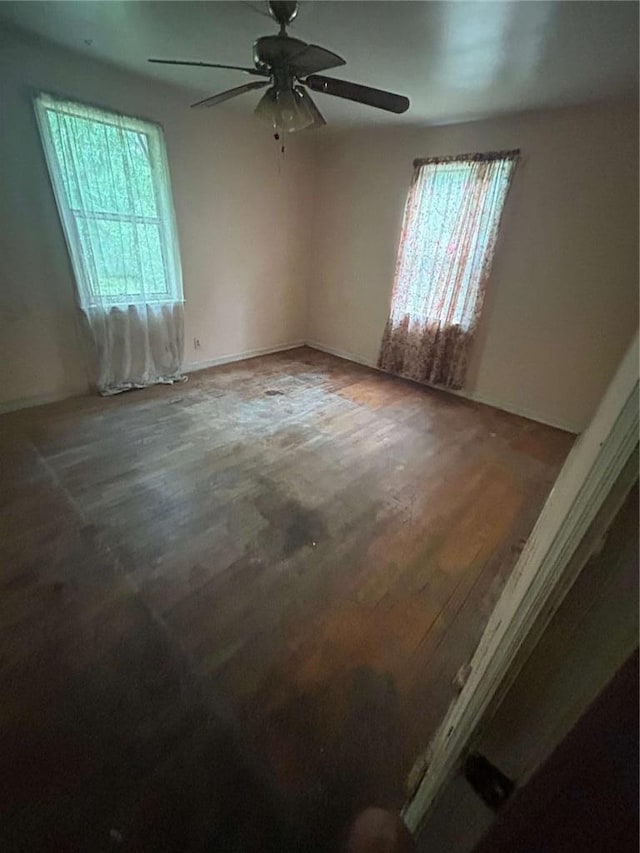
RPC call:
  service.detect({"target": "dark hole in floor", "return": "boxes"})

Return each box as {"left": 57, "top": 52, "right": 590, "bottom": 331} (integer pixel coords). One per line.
{"left": 265, "top": 390, "right": 285, "bottom": 396}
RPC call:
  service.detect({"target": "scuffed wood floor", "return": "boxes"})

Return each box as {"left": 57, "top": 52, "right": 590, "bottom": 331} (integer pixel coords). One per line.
{"left": 0, "top": 348, "right": 573, "bottom": 851}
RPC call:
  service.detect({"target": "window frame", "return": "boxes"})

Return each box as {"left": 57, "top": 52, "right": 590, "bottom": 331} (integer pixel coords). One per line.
{"left": 34, "top": 92, "right": 184, "bottom": 310}
{"left": 395, "top": 149, "right": 519, "bottom": 332}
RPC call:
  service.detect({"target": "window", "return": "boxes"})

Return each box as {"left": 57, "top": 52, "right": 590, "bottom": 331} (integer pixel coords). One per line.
{"left": 35, "top": 93, "right": 183, "bottom": 309}
{"left": 379, "top": 151, "right": 518, "bottom": 389}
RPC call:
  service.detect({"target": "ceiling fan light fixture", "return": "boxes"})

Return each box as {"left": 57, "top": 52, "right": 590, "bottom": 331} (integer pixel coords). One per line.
{"left": 297, "top": 87, "right": 326, "bottom": 129}
{"left": 254, "top": 85, "right": 316, "bottom": 133}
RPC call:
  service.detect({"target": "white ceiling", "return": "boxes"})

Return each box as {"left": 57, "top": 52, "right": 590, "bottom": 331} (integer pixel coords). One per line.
{"left": 1, "top": 1, "right": 638, "bottom": 127}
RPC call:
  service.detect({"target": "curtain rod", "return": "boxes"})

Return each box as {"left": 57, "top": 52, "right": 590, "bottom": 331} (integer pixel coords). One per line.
{"left": 413, "top": 149, "right": 520, "bottom": 168}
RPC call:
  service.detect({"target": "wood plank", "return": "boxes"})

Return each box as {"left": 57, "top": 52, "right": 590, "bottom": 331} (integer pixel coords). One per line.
{"left": 0, "top": 348, "right": 572, "bottom": 850}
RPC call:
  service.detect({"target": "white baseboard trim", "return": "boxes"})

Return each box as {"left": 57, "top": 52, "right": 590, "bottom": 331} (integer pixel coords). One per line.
{"left": 184, "top": 341, "right": 306, "bottom": 374}
{"left": 0, "top": 387, "right": 89, "bottom": 415}
{"left": 305, "top": 340, "right": 377, "bottom": 369}
{"left": 1, "top": 340, "right": 580, "bottom": 433}
{"left": 0, "top": 342, "right": 306, "bottom": 414}
{"left": 463, "top": 390, "right": 580, "bottom": 434}
{"left": 306, "top": 340, "right": 580, "bottom": 434}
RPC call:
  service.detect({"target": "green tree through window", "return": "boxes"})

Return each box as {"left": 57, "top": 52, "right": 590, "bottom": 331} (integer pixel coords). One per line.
{"left": 35, "top": 94, "right": 183, "bottom": 309}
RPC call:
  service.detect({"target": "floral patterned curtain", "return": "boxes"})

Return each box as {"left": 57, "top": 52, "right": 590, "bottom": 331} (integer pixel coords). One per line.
{"left": 378, "top": 151, "right": 519, "bottom": 390}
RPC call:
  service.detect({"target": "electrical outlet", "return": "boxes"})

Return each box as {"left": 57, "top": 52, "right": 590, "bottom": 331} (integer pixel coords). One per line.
{"left": 193, "top": 338, "right": 201, "bottom": 350}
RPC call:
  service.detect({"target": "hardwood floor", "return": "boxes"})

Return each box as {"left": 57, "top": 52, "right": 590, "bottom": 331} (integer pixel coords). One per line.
{"left": 0, "top": 348, "right": 573, "bottom": 851}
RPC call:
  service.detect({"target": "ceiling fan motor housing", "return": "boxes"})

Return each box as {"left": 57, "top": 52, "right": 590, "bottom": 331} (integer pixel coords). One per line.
{"left": 253, "top": 35, "right": 307, "bottom": 74}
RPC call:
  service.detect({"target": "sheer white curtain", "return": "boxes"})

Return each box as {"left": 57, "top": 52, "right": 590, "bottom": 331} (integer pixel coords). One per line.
{"left": 35, "top": 93, "right": 185, "bottom": 395}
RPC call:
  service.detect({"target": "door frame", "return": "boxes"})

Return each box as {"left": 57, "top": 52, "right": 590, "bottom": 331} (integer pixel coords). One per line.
{"left": 403, "top": 333, "right": 639, "bottom": 834}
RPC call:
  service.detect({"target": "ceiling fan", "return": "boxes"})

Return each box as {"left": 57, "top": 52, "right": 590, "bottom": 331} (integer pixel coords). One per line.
{"left": 149, "top": 0, "right": 410, "bottom": 134}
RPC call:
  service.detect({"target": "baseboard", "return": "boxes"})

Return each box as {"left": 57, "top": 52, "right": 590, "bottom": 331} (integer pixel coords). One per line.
{"left": 0, "top": 342, "right": 305, "bottom": 414}
{"left": 0, "top": 386, "right": 89, "bottom": 415}
{"left": 305, "top": 340, "right": 377, "bottom": 370}
{"left": 184, "top": 341, "right": 306, "bottom": 374}
{"left": 1, "top": 341, "right": 580, "bottom": 433}
{"left": 306, "top": 340, "right": 580, "bottom": 434}
{"left": 463, "top": 390, "right": 580, "bottom": 434}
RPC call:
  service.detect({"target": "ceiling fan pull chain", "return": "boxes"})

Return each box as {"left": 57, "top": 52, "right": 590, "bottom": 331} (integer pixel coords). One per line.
{"left": 272, "top": 129, "right": 286, "bottom": 160}
{"left": 273, "top": 131, "right": 285, "bottom": 172}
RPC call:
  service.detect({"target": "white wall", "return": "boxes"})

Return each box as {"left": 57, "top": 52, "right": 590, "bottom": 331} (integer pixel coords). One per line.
{"left": 0, "top": 26, "right": 312, "bottom": 408}
{"left": 307, "top": 100, "right": 639, "bottom": 432}
{"left": 1, "top": 26, "right": 637, "bottom": 431}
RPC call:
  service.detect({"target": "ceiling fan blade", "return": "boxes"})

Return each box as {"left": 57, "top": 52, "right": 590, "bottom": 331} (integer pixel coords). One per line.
{"left": 191, "top": 80, "right": 270, "bottom": 108}
{"left": 305, "top": 75, "right": 410, "bottom": 114}
{"left": 149, "top": 58, "right": 266, "bottom": 77}
{"left": 289, "top": 44, "right": 346, "bottom": 76}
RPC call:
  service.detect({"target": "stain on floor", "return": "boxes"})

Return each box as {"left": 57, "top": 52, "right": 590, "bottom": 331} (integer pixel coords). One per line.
{"left": 0, "top": 348, "right": 573, "bottom": 851}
